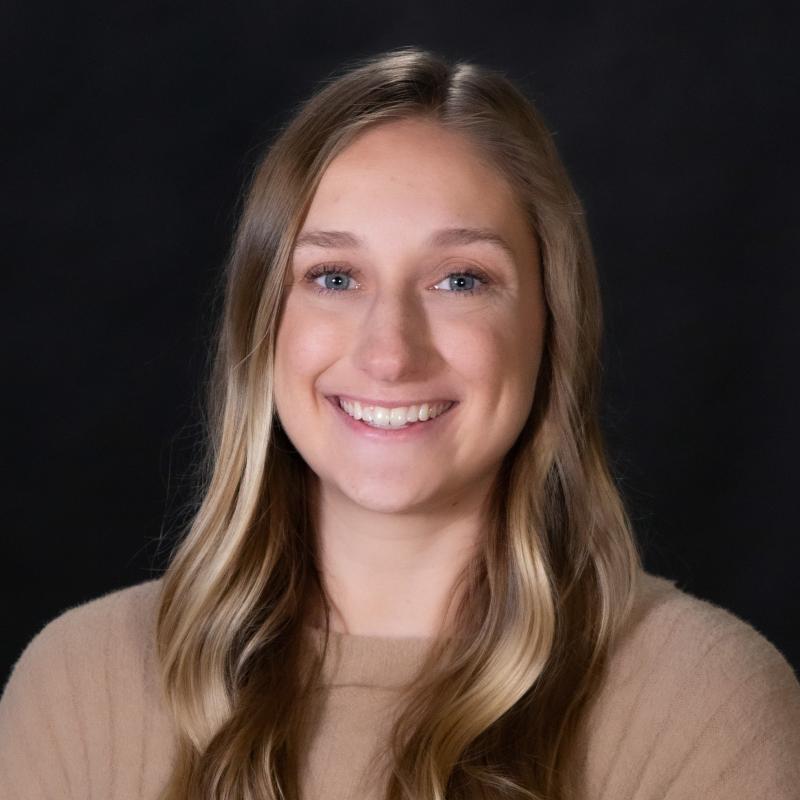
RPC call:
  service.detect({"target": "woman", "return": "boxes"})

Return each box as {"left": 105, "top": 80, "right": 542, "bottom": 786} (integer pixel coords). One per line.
{"left": 1, "top": 46, "right": 798, "bottom": 800}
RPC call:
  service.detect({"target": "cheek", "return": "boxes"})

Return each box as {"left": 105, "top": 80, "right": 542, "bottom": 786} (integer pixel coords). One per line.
{"left": 439, "top": 315, "right": 542, "bottom": 398}
{"left": 275, "top": 301, "right": 341, "bottom": 392}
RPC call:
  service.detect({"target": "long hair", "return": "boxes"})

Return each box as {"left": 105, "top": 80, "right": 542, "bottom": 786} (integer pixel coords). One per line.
{"left": 156, "top": 46, "right": 643, "bottom": 799}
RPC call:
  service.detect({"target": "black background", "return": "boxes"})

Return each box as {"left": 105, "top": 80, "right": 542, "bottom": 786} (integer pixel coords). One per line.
{"left": 3, "top": 1, "right": 799, "bottom": 683}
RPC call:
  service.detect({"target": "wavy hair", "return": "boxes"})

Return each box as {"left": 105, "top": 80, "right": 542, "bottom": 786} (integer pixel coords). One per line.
{"left": 156, "top": 46, "right": 643, "bottom": 799}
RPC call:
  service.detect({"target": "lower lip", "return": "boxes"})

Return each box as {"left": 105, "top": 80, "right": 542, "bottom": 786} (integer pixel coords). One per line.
{"left": 327, "top": 396, "right": 458, "bottom": 441}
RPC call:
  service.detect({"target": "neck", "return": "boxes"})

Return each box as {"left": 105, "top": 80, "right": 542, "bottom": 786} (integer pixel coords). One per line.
{"left": 307, "top": 474, "right": 491, "bottom": 638}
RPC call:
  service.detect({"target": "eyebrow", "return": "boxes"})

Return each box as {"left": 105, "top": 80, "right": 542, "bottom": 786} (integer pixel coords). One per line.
{"left": 292, "top": 226, "right": 517, "bottom": 262}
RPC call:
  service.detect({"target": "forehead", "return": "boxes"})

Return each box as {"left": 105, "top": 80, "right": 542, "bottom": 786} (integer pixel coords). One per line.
{"left": 302, "top": 118, "right": 527, "bottom": 236}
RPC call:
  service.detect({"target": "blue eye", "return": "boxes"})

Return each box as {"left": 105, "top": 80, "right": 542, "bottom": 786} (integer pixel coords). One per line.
{"left": 433, "top": 272, "right": 485, "bottom": 296}
{"left": 306, "top": 265, "right": 356, "bottom": 293}
{"left": 304, "top": 265, "right": 490, "bottom": 297}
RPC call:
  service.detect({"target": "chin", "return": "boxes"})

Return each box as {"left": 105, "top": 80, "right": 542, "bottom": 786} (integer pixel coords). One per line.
{"left": 334, "top": 479, "right": 436, "bottom": 515}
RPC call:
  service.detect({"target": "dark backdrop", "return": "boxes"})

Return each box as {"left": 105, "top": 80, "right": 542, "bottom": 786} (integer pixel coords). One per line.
{"left": 3, "top": 1, "right": 798, "bottom": 683}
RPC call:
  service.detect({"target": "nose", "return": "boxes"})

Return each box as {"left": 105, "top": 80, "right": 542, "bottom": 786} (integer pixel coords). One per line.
{"left": 350, "top": 284, "right": 433, "bottom": 382}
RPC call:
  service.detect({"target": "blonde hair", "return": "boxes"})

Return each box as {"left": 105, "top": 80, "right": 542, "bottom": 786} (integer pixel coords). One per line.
{"left": 156, "top": 46, "right": 643, "bottom": 799}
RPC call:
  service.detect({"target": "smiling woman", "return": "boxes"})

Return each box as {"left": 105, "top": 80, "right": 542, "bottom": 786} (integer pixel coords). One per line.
{"left": 1, "top": 46, "right": 799, "bottom": 800}
{"left": 274, "top": 117, "right": 545, "bottom": 560}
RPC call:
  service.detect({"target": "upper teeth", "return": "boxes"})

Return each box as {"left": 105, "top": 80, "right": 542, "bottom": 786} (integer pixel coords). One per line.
{"left": 338, "top": 398, "right": 453, "bottom": 428}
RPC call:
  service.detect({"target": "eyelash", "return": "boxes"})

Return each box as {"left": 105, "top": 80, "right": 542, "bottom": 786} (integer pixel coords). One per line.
{"left": 304, "top": 264, "right": 491, "bottom": 297}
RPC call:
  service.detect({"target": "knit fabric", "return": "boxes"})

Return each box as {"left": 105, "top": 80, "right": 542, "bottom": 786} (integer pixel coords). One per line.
{"left": 2, "top": 569, "right": 799, "bottom": 798}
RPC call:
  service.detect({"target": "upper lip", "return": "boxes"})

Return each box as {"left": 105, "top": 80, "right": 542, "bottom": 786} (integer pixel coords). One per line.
{"left": 331, "top": 394, "right": 457, "bottom": 409}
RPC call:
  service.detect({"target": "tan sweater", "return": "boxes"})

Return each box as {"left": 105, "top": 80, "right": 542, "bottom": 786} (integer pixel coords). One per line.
{"left": 1, "top": 569, "right": 799, "bottom": 799}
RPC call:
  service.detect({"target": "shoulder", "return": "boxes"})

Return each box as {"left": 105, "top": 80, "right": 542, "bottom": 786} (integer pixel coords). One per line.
{"left": 0, "top": 579, "right": 172, "bottom": 798}
{"left": 577, "top": 569, "right": 800, "bottom": 798}
{"left": 620, "top": 570, "right": 798, "bottom": 696}
{"left": 3, "top": 578, "right": 164, "bottom": 693}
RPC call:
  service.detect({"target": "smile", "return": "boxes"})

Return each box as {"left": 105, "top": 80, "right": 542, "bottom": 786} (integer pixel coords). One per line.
{"left": 326, "top": 395, "right": 458, "bottom": 439}
{"left": 337, "top": 397, "right": 454, "bottom": 429}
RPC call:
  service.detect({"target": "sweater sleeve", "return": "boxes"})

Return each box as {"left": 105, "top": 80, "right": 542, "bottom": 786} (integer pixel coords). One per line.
{"left": 662, "top": 615, "right": 800, "bottom": 798}
{"left": 0, "top": 615, "right": 89, "bottom": 799}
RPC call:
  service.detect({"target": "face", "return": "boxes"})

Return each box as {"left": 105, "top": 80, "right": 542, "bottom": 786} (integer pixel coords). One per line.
{"left": 274, "top": 118, "right": 546, "bottom": 516}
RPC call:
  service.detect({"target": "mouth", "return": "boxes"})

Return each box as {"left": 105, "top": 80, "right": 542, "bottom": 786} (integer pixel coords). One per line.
{"left": 326, "top": 395, "right": 458, "bottom": 438}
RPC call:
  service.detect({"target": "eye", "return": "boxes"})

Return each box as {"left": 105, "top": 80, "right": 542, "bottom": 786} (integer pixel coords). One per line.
{"left": 302, "top": 264, "right": 492, "bottom": 297}
{"left": 432, "top": 269, "right": 490, "bottom": 297}
{"left": 304, "top": 265, "right": 358, "bottom": 294}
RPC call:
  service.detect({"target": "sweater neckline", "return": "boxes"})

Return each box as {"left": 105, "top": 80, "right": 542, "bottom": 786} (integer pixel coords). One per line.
{"left": 302, "top": 625, "right": 439, "bottom": 689}
{"left": 297, "top": 569, "right": 658, "bottom": 690}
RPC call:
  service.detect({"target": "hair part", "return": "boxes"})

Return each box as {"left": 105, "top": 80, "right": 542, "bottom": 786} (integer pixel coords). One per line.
{"left": 156, "top": 45, "right": 643, "bottom": 800}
